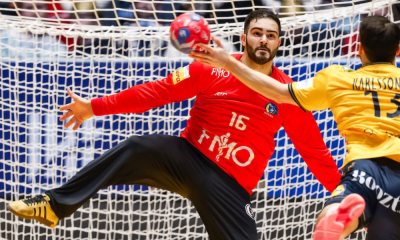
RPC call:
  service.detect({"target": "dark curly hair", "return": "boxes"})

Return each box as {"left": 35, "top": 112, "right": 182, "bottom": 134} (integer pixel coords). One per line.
{"left": 244, "top": 9, "right": 281, "bottom": 36}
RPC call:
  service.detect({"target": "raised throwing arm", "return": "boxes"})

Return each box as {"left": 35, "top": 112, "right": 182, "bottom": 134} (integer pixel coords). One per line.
{"left": 189, "top": 36, "right": 297, "bottom": 106}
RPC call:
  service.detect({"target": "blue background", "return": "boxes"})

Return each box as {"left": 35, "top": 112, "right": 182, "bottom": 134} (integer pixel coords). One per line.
{"left": 0, "top": 60, "right": 368, "bottom": 198}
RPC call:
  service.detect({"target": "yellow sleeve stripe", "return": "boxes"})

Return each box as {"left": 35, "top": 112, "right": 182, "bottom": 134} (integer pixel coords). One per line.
{"left": 288, "top": 83, "right": 308, "bottom": 112}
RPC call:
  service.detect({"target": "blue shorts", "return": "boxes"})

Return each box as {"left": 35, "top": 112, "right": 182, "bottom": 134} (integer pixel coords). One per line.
{"left": 324, "top": 157, "right": 400, "bottom": 240}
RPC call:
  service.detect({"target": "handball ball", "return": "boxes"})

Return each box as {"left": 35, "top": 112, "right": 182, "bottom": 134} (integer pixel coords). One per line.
{"left": 170, "top": 13, "right": 210, "bottom": 54}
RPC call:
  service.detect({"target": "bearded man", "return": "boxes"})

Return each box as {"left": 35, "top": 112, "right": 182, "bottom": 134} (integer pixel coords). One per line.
{"left": 7, "top": 9, "right": 341, "bottom": 240}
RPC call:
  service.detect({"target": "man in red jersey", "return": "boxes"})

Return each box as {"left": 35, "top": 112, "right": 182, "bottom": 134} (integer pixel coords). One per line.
{"left": 7, "top": 9, "right": 341, "bottom": 240}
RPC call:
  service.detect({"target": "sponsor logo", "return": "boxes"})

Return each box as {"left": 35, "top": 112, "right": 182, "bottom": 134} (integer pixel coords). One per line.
{"left": 352, "top": 170, "right": 400, "bottom": 214}
{"left": 342, "top": 66, "right": 354, "bottom": 72}
{"left": 198, "top": 130, "right": 255, "bottom": 167}
{"left": 215, "top": 92, "right": 227, "bottom": 97}
{"left": 245, "top": 204, "right": 256, "bottom": 220}
{"left": 211, "top": 68, "right": 230, "bottom": 78}
{"left": 331, "top": 184, "right": 346, "bottom": 197}
{"left": 264, "top": 102, "right": 278, "bottom": 118}
{"left": 172, "top": 66, "right": 190, "bottom": 84}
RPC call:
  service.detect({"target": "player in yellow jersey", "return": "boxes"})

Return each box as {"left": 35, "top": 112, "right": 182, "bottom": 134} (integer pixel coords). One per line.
{"left": 189, "top": 15, "right": 400, "bottom": 240}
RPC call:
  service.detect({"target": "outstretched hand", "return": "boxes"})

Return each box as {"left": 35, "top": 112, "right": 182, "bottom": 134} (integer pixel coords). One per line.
{"left": 59, "top": 88, "right": 94, "bottom": 130}
{"left": 189, "top": 36, "right": 231, "bottom": 69}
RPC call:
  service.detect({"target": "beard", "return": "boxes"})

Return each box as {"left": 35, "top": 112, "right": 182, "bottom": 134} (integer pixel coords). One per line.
{"left": 246, "top": 38, "right": 278, "bottom": 65}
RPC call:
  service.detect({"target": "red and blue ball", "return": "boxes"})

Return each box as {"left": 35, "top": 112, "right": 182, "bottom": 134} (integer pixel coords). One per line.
{"left": 170, "top": 13, "right": 210, "bottom": 54}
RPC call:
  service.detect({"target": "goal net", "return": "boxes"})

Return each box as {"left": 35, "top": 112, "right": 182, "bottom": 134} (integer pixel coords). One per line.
{"left": 0, "top": 0, "right": 396, "bottom": 239}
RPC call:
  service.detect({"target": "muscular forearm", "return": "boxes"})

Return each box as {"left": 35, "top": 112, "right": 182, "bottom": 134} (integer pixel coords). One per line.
{"left": 225, "top": 56, "right": 296, "bottom": 104}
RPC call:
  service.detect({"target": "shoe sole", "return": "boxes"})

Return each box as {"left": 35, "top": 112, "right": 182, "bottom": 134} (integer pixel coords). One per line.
{"left": 6, "top": 203, "right": 57, "bottom": 228}
{"left": 313, "top": 194, "right": 365, "bottom": 240}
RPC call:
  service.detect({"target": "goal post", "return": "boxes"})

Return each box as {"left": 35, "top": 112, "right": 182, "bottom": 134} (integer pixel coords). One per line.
{"left": 0, "top": 0, "right": 396, "bottom": 239}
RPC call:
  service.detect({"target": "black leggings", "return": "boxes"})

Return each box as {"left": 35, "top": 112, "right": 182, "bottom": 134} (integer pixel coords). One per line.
{"left": 46, "top": 135, "right": 257, "bottom": 240}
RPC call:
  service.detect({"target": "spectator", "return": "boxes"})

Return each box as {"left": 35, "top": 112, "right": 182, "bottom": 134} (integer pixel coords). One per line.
{"left": 99, "top": 0, "right": 162, "bottom": 27}
{"left": 71, "top": 1, "right": 129, "bottom": 56}
{"left": 313, "top": 0, "right": 358, "bottom": 10}
{"left": 278, "top": 0, "right": 356, "bottom": 58}
{"left": 0, "top": 1, "right": 17, "bottom": 16}
{"left": 201, "top": 1, "right": 265, "bottom": 52}
{"left": 155, "top": 0, "right": 187, "bottom": 24}
{"left": 0, "top": 0, "right": 68, "bottom": 60}
{"left": 204, "top": 0, "right": 264, "bottom": 25}
{"left": 19, "top": 0, "right": 48, "bottom": 19}
{"left": 279, "top": 0, "right": 305, "bottom": 17}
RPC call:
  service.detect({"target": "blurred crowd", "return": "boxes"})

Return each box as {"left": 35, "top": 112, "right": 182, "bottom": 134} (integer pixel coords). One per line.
{"left": 0, "top": 0, "right": 399, "bottom": 59}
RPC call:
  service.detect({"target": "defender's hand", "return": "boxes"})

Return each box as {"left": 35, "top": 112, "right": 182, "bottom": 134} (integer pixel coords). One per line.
{"left": 189, "top": 36, "right": 230, "bottom": 69}
{"left": 59, "top": 88, "right": 94, "bottom": 130}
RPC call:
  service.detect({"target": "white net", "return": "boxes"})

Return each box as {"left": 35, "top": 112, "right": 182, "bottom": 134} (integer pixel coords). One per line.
{"left": 0, "top": 0, "right": 397, "bottom": 239}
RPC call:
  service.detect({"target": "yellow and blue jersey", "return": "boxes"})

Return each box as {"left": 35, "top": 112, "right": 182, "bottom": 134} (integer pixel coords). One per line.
{"left": 289, "top": 63, "right": 400, "bottom": 167}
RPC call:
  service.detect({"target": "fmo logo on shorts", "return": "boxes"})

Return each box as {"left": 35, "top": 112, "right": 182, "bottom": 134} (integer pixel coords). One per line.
{"left": 352, "top": 170, "right": 400, "bottom": 213}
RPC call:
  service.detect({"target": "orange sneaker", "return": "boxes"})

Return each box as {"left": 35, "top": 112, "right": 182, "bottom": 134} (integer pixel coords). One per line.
{"left": 313, "top": 194, "right": 365, "bottom": 240}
